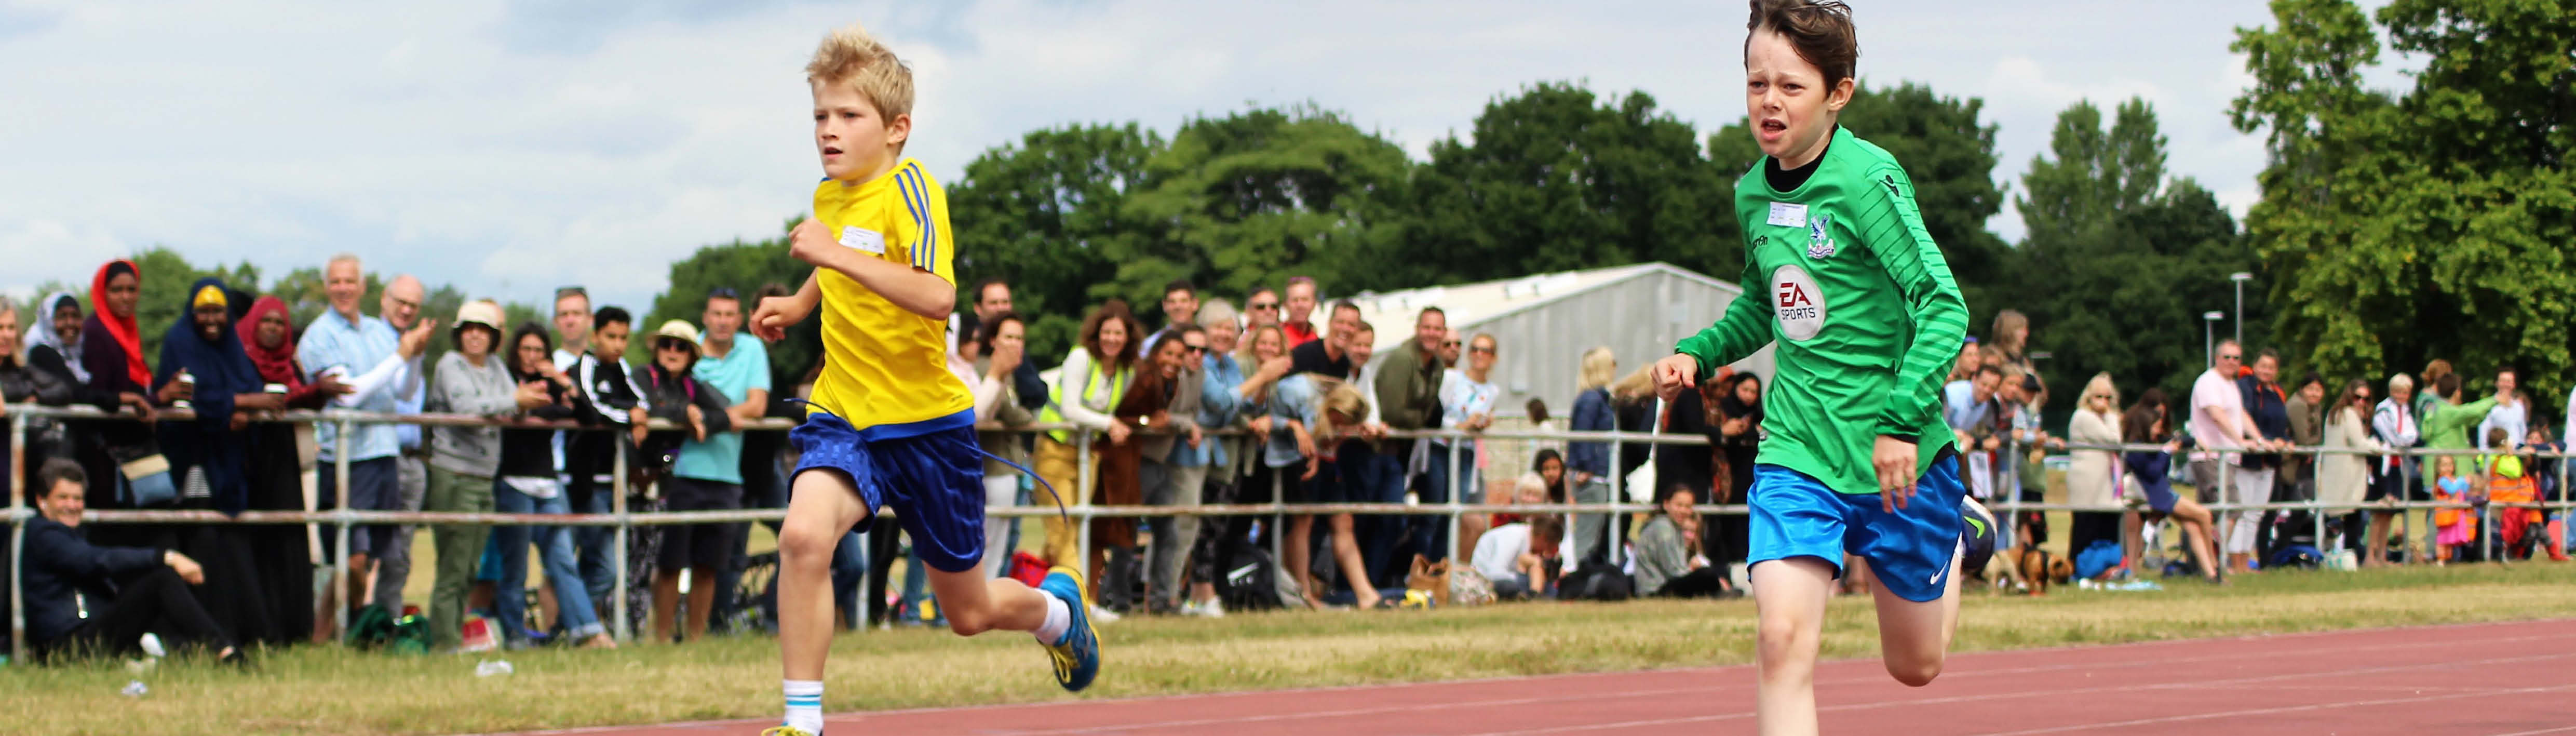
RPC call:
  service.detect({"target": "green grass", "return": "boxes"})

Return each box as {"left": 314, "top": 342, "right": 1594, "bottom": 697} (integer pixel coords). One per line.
{"left": 8, "top": 563, "right": 2576, "bottom": 735}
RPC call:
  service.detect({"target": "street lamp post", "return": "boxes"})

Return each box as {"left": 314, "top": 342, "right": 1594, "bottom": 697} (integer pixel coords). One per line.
{"left": 2204, "top": 311, "right": 2224, "bottom": 368}
{"left": 2230, "top": 272, "right": 2253, "bottom": 345}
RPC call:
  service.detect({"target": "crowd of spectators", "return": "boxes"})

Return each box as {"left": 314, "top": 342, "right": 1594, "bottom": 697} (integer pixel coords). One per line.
{"left": 15, "top": 261, "right": 2576, "bottom": 663}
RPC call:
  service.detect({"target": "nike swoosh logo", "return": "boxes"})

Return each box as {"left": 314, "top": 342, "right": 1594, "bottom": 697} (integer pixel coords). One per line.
{"left": 1966, "top": 516, "right": 1989, "bottom": 537}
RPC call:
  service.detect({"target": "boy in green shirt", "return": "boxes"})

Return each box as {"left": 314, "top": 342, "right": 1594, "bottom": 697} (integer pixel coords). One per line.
{"left": 1650, "top": 3, "right": 1993, "bottom": 733}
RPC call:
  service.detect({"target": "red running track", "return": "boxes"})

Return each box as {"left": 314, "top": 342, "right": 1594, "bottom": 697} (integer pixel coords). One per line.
{"left": 481, "top": 619, "right": 2576, "bottom": 736}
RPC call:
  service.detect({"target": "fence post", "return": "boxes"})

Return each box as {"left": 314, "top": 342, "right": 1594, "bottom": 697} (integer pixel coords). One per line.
{"left": 9, "top": 410, "right": 27, "bottom": 663}
{"left": 1446, "top": 435, "right": 1464, "bottom": 565}
{"left": 332, "top": 416, "right": 353, "bottom": 640}
{"left": 1270, "top": 455, "right": 1285, "bottom": 607}
{"left": 611, "top": 437, "right": 630, "bottom": 642}
{"left": 2218, "top": 456, "right": 2234, "bottom": 581}
{"left": 1607, "top": 431, "right": 1624, "bottom": 558}
{"left": 1074, "top": 430, "right": 1094, "bottom": 598}
{"left": 2312, "top": 446, "right": 2327, "bottom": 555}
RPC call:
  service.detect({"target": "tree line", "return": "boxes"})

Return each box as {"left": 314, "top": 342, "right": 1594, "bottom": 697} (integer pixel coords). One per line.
{"left": 69, "top": 0, "right": 2567, "bottom": 431}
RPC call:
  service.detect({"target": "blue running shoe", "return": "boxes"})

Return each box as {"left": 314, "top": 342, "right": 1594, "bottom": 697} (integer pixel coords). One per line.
{"left": 1037, "top": 566, "right": 1100, "bottom": 692}
{"left": 1961, "top": 496, "right": 1998, "bottom": 576}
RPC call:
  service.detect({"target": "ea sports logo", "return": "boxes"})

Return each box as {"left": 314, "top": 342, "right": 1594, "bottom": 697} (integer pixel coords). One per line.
{"left": 1772, "top": 264, "right": 1826, "bottom": 341}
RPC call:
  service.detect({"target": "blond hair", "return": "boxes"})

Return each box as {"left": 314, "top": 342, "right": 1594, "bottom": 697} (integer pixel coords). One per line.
{"left": 806, "top": 23, "right": 915, "bottom": 122}
{"left": 2080, "top": 372, "right": 2119, "bottom": 417}
{"left": 1577, "top": 346, "right": 1617, "bottom": 392}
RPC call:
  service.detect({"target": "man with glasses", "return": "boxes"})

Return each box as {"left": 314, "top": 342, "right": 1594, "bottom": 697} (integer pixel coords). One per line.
{"left": 374, "top": 274, "right": 435, "bottom": 615}
{"left": 1243, "top": 287, "right": 1283, "bottom": 332}
{"left": 298, "top": 255, "right": 434, "bottom": 622}
{"left": 971, "top": 278, "right": 1047, "bottom": 412}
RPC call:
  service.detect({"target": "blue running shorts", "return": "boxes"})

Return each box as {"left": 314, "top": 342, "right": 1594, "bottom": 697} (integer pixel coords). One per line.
{"left": 790, "top": 410, "right": 988, "bottom": 573}
{"left": 1747, "top": 454, "right": 1966, "bottom": 603}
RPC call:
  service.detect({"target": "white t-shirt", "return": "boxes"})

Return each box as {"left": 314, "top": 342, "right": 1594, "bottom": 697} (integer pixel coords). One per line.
{"left": 2479, "top": 399, "right": 2527, "bottom": 450}
{"left": 2190, "top": 368, "right": 2246, "bottom": 452}
{"left": 1438, "top": 369, "right": 1502, "bottom": 445}
{"left": 1471, "top": 522, "right": 1534, "bottom": 582}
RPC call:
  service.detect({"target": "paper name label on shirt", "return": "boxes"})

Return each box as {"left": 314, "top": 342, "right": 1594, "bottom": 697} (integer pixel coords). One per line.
{"left": 1767, "top": 202, "right": 1808, "bottom": 228}
{"left": 840, "top": 226, "right": 887, "bottom": 255}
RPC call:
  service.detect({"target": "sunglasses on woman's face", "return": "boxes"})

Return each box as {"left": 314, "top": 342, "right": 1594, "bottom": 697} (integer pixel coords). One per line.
{"left": 1249, "top": 301, "right": 1279, "bottom": 310}
{"left": 655, "top": 339, "right": 691, "bottom": 352}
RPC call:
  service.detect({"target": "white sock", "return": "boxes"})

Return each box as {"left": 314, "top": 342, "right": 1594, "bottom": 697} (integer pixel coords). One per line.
{"left": 783, "top": 679, "right": 824, "bottom": 734}
{"left": 1033, "top": 595, "right": 1072, "bottom": 645}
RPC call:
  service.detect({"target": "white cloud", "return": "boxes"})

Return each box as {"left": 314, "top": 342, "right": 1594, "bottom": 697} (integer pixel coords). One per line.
{"left": 1, "top": 0, "right": 2402, "bottom": 313}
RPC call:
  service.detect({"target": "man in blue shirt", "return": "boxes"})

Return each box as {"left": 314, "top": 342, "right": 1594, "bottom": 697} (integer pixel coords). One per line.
{"left": 661, "top": 288, "right": 771, "bottom": 642}
{"left": 296, "top": 255, "right": 430, "bottom": 622}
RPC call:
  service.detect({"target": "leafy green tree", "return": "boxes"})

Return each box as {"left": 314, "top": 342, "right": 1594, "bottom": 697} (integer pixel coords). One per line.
{"left": 645, "top": 223, "right": 821, "bottom": 385}
{"left": 948, "top": 123, "right": 1163, "bottom": 361}
{"left": 2011, "top": 98, "right": 2258, "bottom": 406}
{"left": 2232, "top": 0, "right": 2576, "bottom": 397}
{"left": 1121, "top": 104, "right": 1413, "bottom": 307}
{"left": 1406, "top": 83, "right": 1731, "bottom": 285}
{"left": 1707, "top": 82, "right": 2012, "bottom": 317}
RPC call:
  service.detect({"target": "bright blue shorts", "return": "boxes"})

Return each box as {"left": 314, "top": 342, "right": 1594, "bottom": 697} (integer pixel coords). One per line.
{"left": 1747, "top": 456, "right": 1966, "bottom": 603}
{"left": 790, "top": 410, "right": 988, "bottom": 574}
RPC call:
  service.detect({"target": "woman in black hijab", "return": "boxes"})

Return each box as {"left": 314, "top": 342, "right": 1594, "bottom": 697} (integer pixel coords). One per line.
{"left": 154, "top": 277, "right": 292, "bottom": 645}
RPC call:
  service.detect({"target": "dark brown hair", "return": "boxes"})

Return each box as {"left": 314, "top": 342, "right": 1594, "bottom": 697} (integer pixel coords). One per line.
{"left": 1746, "top": 0, "right": 1859, "bottom": 87}
{"left": 1078, "top": 299, "right": 1141, "bottom": 371}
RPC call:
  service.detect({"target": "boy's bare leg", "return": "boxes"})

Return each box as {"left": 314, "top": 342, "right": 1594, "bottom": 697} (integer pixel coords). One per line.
{"left": 1868, "top": 543, "right": 1964, "bottom": 689}
{"left": 780, "top": 471, "right": 869, "bottom": 681}
{"left": 1752, "top": 557, "right": 1836, "bottom": 736}
{"left": 924, "top": 564, "right": 1050, "bottom": 636}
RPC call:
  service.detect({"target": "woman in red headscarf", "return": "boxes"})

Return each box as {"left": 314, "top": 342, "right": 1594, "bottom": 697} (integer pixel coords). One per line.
{"left": 73, "top": 260, "right": 175, "bottom": 546}
{"left": 235, "top": 295, "right": 354, "bottom": 646}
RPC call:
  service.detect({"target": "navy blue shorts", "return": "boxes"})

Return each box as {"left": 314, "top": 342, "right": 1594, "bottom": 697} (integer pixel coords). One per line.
{"left": 1747, "top": 457, "right": 1966, "bottom": 603}
{"left": 790, "top": 411, "right": 987, "bottom": 574}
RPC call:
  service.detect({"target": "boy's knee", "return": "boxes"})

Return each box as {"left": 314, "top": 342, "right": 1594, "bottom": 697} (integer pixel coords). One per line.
{"left": 778, "top": 521, "right": 842, "bottom": 564}
{"left": 944, "top": 609, "right": 993, "bottom": 636}
{"left": 1886, "top": 654, "right": 1944, "bottom": 687}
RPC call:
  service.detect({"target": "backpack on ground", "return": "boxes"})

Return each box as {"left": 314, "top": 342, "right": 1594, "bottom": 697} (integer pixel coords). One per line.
{"left": 2073, "top": 539, "right": 2124, "bottom": 581}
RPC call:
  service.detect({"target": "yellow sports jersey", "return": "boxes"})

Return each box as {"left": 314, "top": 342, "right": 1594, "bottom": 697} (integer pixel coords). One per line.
{"left": 806, "top": 157, "right": 974, "bottom": 436}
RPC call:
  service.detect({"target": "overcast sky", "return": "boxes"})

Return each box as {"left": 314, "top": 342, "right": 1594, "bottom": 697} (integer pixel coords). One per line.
{"left": 0, "top": 0, "right": 2416, "bottom": 313}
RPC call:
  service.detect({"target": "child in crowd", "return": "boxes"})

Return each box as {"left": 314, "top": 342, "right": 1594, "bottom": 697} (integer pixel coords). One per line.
{"left": 2432, "top": 456, "right": 2476, "bottom": 564}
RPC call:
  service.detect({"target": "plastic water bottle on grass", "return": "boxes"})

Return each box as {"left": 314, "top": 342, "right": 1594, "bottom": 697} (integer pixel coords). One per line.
{"left": 121, "top": 680, "right": 149, "bottom": 698}
{"left": 476, "top": 660, "right": 515, "bottom": 677}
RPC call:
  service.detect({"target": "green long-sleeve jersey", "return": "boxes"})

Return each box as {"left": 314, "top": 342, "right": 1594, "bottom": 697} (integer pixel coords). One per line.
{"left": 1674, "top": 126, "right": 1971, "bottom": 494}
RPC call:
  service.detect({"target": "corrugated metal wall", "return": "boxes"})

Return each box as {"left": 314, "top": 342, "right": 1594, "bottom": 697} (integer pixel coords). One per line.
{"left": 1428, "top": 266, "right": 1774, "bottom": 420}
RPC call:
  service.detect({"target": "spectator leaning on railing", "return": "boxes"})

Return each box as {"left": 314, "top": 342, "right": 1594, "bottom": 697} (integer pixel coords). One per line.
{"left": 1375, "top": 306, "right": 1450, "bottom": 565}
{"left": 1034, "top": 301, "right": 1140, "bottom": 572}
{"left": 1567, "top": 346, "right": 1617, "bottom": 566}
{"left": 962, "top": 311, "right": 1036, "bottom": 579}
{"left": 155, "top": 277, "right": 295, "bottom": 646}
{"left": 2367, "top": 373, "right": 2423, "bottom": 567}
{"left": 2318, "top": 379, "right": 2389, "bottom": 560}
{"left": 298, "top": 254, "right": 433, "bottom": 622}
{"left": 1130, "top": 325, "right": 1206, "bottom": 614}
{"left": 74, "top": 259, "right": 165, "bottom": 548}
{"left": 2229, "top": 349, "right": 2292, "bottom": 572}
{"left": 637, "top": 319, "right": 738, "bottom": 643}
{"left": 494, "top": 322, "right": 613, "bottom": 649}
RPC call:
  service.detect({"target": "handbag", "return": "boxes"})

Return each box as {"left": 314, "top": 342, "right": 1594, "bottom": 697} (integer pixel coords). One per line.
{"left": 109, "top": 441, "right": 178, "bottom": 508}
